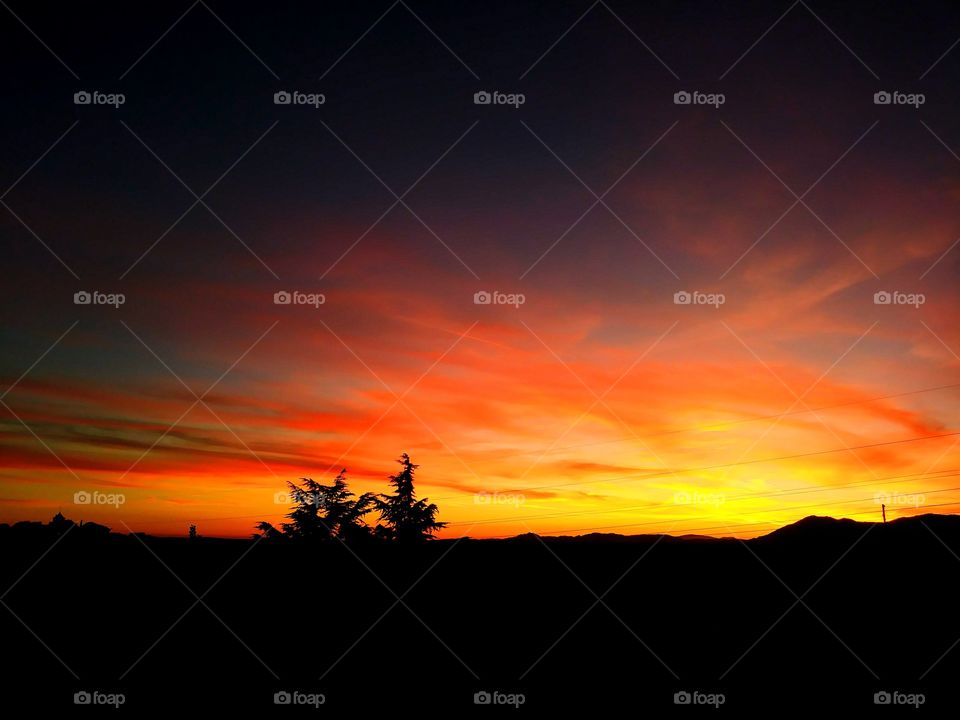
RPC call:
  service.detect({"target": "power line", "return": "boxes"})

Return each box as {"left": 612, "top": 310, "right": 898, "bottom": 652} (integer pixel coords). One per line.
{"left": 431, "top": 429, "right": 960, "bottom": 500}
{"left": 459, "top": 381, "right": 960, "bottom": 463}
{"left": 115, "top": 469, "right": 960, "bottom": 534}
{"left": 115, "top": 469, "right": 960, "bottom": 533}
{"left": 463, "top": 484, "right": 960, "bottom": 535}
{"left": 443, "top": 468, "right": 960, "bottom": 526}
{"left": 472, "top": 498, "right": 960, "bottom": 540}
{"left": 114, "top": 499, "right": 960, "bottom": 540}
{"left": 119, "top": 460, "right": 960, "bottom": 533}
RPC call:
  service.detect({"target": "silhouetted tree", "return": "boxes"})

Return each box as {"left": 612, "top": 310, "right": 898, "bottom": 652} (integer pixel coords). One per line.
{"left": 375, "top": 454, "right": 446, "bottom": 542}
{"left": 321, "top": 470, "right": 377, "bottom": 543}
{"left": 254, "top": 520, "right": 286, "bottom": 542}
{"left": 188, "top": 524, "right": 197, "bottom": 540}
{"left": 281, "top": 477, "right": 329, "bottom": 541}
{"left": 256, "top": 470, "right": 375, "bottom": 543}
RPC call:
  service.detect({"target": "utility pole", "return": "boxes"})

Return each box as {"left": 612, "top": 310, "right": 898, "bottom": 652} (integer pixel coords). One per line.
{"left": 882, "top": 503, "right": 886, "bottom": 524}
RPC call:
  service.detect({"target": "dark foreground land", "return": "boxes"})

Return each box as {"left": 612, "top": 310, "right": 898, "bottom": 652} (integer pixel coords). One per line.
{"left": 1, "top": 514, "right": 958, "bottom": 713}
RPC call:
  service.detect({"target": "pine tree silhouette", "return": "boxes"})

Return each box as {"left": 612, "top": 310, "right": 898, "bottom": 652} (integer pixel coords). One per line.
{"left": 375, "top": 453, "right": 446, "bottom": 542}
{"left": 256, "top": 470, "right": 374, "bottom": 542}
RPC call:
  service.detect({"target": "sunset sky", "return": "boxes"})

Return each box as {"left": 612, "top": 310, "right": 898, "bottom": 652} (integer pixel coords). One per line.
{"left": 1, "top": 1, "right": 958, "bottom": 538}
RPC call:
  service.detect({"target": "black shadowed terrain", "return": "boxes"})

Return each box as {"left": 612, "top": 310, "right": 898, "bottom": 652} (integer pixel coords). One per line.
{"left": 1, "top": 513, "right": 957, "bottom": 712}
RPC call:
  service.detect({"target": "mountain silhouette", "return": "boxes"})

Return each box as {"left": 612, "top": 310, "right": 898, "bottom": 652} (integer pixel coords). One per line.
{"left": 2, "top": 511, "right": 957, "bottom": 712}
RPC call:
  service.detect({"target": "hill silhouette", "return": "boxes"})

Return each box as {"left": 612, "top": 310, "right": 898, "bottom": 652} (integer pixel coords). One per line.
{"left": 1, "top": 512, "right": 957, "bottom": 712}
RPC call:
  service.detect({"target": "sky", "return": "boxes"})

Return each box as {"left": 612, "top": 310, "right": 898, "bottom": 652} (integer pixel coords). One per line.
{"left": 1, "top": 0, "right": 959, "bottom": 538}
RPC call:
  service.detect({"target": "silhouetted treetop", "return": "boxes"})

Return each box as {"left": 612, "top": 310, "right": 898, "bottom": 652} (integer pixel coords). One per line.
{"left": 375, "top": 453, "right": 446, "bottom": 542}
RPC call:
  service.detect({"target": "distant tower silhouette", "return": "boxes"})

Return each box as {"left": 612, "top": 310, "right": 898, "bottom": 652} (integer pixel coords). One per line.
{"left": 882, "top": 504, "right": 886, "bottom": 523}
